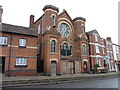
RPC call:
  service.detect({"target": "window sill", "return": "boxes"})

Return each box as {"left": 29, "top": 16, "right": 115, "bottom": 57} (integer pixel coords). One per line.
{"left": 19, "top": 46, "right": 26, "bottom": 48}
{"left": 0, "top": 44, "right": 7, "bottom": 46}
{"left": 15, "top": 65, "right": 27, "bottom": 67}
{"left": 50, "top": 53, "right": 58, "bottom": 55}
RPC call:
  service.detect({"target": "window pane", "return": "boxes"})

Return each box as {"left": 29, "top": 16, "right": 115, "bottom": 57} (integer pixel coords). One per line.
{"left": 20, "top": 39, "right": 26, "bottom": 47}
{"left": 38, "top": 24, "right": 40, "bottom": 34}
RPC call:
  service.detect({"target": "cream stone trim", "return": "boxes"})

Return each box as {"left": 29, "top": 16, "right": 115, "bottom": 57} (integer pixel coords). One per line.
{"left": 74, "top": 20, "right": 85, "bottom": 23}
{"left": 44, "top": 9, "right": 58, "bottom": 13}
{"left": 89, "top": 42, "right": 105, "bottom": 47}
{"left": 8, "top": 45, "right": 18, "bottom": 47}
{"left": 51, "top": 14, "right": 56, "bottom": 17}
{"left": 50, "top": 59, "right": 58, "bottom": 63}
{"left": 26, "top": 46, "right": 37, "bottom": 49}
{"left": 81, "top": 24, "right": 85, "bottom": 26}
{"left": 61, "top": 41, "right": 70, "bottom": 46}
{"left": 82, "top": 59, "right": 88, "bottom": 63}
{"left": 7, "top": 45, "right": 37, "bottom": 49}
{"left": 58, "top": 18, "right": 74, "bottom": 32}
{"left": 78, "top": 33, "right": 88, "bottom": 39}
{"left": 50, "top": 38, "right": 58, "bottom": 43}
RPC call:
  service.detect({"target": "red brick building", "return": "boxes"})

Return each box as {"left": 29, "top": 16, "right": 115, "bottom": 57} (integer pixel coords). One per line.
{"left": 0, "top": 5, "right": 118, "bottom": 76}
{"left": 105, "top": 37, "right": 116, "bottom": 71}
{"left": 33, "top": 5, "right": 90, "bottom": 76}
{"left": 0, "top": 6, "right": 38, "bottom": 76}
{"left": 86, "top": 30, "right": 106, "bottom": 71}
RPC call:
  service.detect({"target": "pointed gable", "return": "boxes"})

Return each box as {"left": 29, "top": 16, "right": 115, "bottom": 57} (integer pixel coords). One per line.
{"left": 58, "top": 9, "right": 73, "bottom": 23}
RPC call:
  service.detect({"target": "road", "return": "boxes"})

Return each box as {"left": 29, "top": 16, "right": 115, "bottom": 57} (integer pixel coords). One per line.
{"left": 6, "top": 77, "right": 119, "bottom": 88}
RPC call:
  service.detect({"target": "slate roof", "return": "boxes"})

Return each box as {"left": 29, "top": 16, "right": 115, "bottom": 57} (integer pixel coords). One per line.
{"left": 0, "top": 23, "right": 37, "bottom": 36}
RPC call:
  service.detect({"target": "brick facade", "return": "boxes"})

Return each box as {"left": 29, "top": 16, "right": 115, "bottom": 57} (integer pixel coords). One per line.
{"left": 0, "top": 5, "right": 118, "bottom": 76}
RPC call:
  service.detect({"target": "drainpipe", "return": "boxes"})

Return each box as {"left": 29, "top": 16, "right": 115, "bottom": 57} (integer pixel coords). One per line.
{"left": 8, "top": 33, "right": 12, "bottom": 77}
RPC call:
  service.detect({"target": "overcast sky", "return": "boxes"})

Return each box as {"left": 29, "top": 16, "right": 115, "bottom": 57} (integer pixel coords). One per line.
{"left": 1, "top": 0, "right": 119, "bottom": 44}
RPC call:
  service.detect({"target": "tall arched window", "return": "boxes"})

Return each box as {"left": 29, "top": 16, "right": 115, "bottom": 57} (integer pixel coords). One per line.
{"left": 61, "top": 43, "right": 71, "bottom": 56}
{"left": 52, "top": 15, "right": 56, "bottom": 26}
{"left": 51, "top": 40, "right": 56, "bottom": 53}
{"left": 70, "top": 46, "right": 72, "bottom": 55}
{"left": 81, "top": 26, "right": 85, "bottom": 33}
{"left": 82, "top": 45, "right": 86, "bottom": 56}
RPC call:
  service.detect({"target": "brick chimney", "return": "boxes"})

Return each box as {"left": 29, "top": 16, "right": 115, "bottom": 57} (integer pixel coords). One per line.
{"left": 0, "top": 5, "right": 3, "bottom": 23}
{"left": 29, "top": 15, "right": 34, "bottom": 28}
{"left": 107, "top": 37, "right": 111, "bottom": 42}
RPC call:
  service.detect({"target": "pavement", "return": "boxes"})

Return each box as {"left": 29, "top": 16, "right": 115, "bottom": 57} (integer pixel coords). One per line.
{"left": 1, "top": 72, "right": 119, "bottom": 87}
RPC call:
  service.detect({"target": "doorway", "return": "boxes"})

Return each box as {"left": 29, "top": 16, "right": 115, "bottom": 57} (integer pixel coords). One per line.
{"left": 0, "top": 57, "right": 5, "bottom": 73}
{"left": 83, "top": 61, "right": 87, "bottom": 73}
{"left": 51, "top": 61, "right": 57, "bottom": 76}
{"left": 68, "top": 61, "right": 75, "bottom": 74}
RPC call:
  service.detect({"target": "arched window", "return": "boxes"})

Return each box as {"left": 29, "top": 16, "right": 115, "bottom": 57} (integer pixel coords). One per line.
{"left": 81, "top": 26, "right": 85, "bottom": 33}
{"left": 82, "top": 45, "right": 86, "bottom": 56}
{"left": 70, "top": 46, "right": 72, "bottom": 55}
{"left": 51, "top": 40, "right": 56, "bottom": 53}
{"left": 38, "top": 24, "right": 40, "bottom": 34}
{"left": 61, "top": 43, "right": 71, "bottom": 56}
{"left": 52, "top": 15, "right": 56, "bottom": 26}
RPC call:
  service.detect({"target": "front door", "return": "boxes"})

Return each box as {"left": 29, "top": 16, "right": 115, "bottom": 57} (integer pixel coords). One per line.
{"left": 68, "top": 61, "right": 74, "bottom": 74}
{"left": 0, "top": 57, "right": 5, "bottom": 73}
{"left": 51, "top": 61, "right": 57, "bottom": 76}
{"left": 83, "top": 61, "right": 87, "bottom": 73}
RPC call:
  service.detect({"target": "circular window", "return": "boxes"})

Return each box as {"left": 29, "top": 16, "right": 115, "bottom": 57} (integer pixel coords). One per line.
{"left": 58, "top": 23, "right": 70, "bottom": 37}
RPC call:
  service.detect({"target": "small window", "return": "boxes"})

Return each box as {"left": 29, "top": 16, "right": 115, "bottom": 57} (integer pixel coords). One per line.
{"left": 95, "top": 35, "right": 98, "bottom": 42}
{"left": 81, "top": 26, "right": 85, "bottom": 33}
{"left": 19, "top": 39, "right": 26, "bottom": 47}
{"left": 16, "top": 58, "right": 27, "bottom": 66}
{"left": 37, "top": 42, "right": 40, "bottom": 54}
{"left": 52, "top": 15, "right": 56, "bottom": 26}
{"left": 38, "top": 24, "right": 40, "bottom": 34}
{"left": 51, "top": 40, "right": 56, "bottom": 53}
{"left": 82, "top": 45, "right": 86, "bottom": 55}
{"left": 96, "top": 45, "right": 100, "bottom": 53}
{"left": 0, "top": 36, "right": 7, "bottom": 45}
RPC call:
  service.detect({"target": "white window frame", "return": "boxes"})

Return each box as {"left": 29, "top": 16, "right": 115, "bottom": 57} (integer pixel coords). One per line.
{"left": 16, "top": 58, "right": 27, "bottom": 66}
{"left": 96, "top": 57, "right": 101, "bottom": 66}
{"left": 95, "top": 35, "right": 98, "bottom": 42}
{"left": 0, "top": 36, "right": 7, "bottom": 45}
{"left": 38, "top": 24, "right": 40, "bottom": 34}
{"left": 19, "top": 39, "right": 26, "bottom": 47}
{"left": 95, "top": 45, "right": 100, "bottom": 53}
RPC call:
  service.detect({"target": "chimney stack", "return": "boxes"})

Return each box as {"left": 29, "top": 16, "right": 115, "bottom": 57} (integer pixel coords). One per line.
{"left": 0, "top": 5, "right": 3, "bottom": 23}
{"left": 29, "top": 15, "right": 34, "bottom": 28}
{"left": 107, "top": 37, "right": 111, "bottom": 41}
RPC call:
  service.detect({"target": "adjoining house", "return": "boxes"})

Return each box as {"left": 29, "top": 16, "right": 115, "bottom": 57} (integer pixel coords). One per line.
{"left": 0, "top": 6, "right": 38, "bottom": 76}
{"left": 112, "top": 44, "right": 120, "bottom": 71}
{"left": 105, "top": 37, "right": 116, "bottom": 72}
{"left": 86, "top": 30, "right": 106, "bottom": 72}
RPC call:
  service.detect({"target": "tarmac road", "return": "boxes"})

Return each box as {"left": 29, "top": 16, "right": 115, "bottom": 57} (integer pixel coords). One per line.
{"left": 7, "top": 77, "right": 119, "bottom": 88}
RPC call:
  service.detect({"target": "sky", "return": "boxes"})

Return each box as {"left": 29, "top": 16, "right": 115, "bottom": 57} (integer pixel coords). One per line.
{"left": 0, "top": 0, "right": 119, "bottom": 45}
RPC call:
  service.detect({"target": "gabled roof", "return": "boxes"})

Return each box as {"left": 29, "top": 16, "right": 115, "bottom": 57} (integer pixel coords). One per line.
{"left": 58, "top": 9, "right": 73, "bottom": 23}
{"left": 86, "top": 30, "right": 96, "bottom": 35}
{"left": 1, "top": 23, "right": 37, "bottom": 36}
